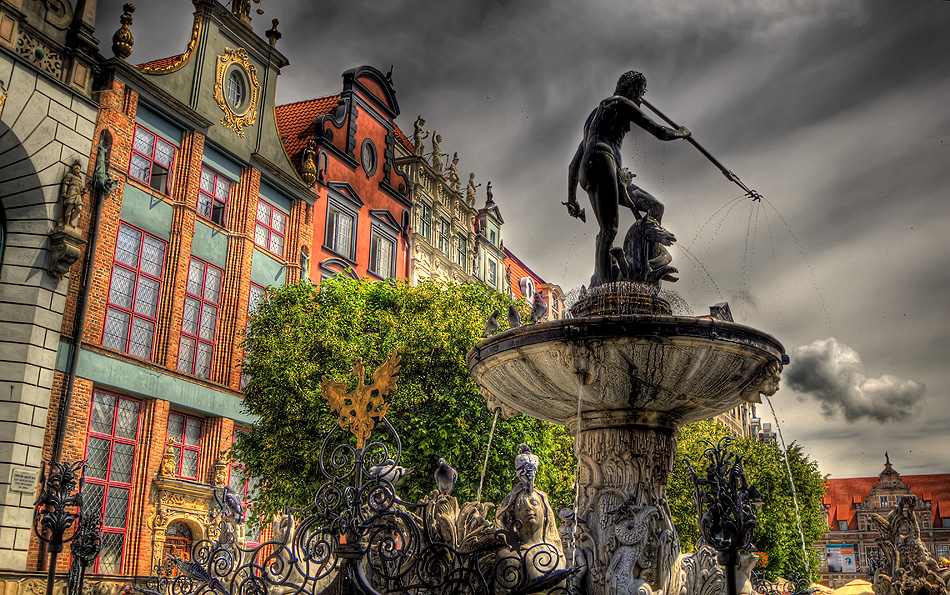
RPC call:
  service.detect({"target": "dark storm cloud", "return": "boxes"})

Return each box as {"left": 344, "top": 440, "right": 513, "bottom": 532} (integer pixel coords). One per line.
{"left": 784, "top": 337, "right": 925, "bottom": 423}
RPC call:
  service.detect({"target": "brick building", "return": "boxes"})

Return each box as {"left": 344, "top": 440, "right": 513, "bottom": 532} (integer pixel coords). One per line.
{"left": 21, "top": 0, "right": 318, "bottom": 577}
{"left": 504, "top": 247, "right": 565, "bottom": 321}
{"left": 0, "top": 0, "right": 101, "bottom": 569}
{"left": 816, "top": 456, "right": 950, "bottom": 588}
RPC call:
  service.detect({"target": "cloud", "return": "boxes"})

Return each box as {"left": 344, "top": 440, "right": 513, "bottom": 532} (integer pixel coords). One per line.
{"left": 784, "top": 337, "right": 925, "bottom": 423}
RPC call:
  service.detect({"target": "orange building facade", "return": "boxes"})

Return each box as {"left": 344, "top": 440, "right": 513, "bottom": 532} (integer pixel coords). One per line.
{"left": 816, "top": 457, "right": 950, "bottom": 588}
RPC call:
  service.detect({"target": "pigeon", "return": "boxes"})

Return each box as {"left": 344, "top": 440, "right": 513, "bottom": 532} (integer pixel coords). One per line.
{"left": 514, "top": 443, "right": 539, "bottom": 492}
{"left": 368, "top": 459, "right": 414, "bottom": 487}
{"left": 529, "top": 291, "right": 548, "bottom": 323}
{"left": 434, "top": 457, "right": 458, "bottom": 496}
{"left": 482, "top": 310, "right": 499, "bottom": 337}
{"left": 508, "top": 303, "right": 522, "bottom": 329}
{"left": 222, "top": 486, "right": 245, "bottom": 523}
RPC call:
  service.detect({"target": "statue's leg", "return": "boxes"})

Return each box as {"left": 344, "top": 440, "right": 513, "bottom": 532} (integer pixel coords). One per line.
{"left": 629, "top": 185, "right": 664, "bottom": 225}
{"left": 587, "top": 151, "right": 619, "bottom": 286}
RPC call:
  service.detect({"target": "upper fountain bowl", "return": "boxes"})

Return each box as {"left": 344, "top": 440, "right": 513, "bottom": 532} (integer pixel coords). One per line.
{"left": 467, "top": 313, "right": 785, "bottom": 431}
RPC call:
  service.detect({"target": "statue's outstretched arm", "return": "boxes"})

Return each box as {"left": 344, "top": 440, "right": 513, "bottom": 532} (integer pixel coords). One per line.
{"left": 624, "top": 99, "right": 689, "bottom": 141}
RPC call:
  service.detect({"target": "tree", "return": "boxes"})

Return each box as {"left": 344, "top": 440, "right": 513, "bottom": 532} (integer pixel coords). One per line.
{"left": 667, "top": 420, "right": 826, "bottom": 581}
{"left": 236, "top": 277, "right": 577, "bottom": 517}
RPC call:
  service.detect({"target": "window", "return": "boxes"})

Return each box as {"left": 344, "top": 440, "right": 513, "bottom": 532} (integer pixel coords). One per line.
{"left": 488, "top": 259, "right": 497, "bottom": 286}
{"left": 241, "top": 284, "right": 267, "bottom": 390}
{"left": 326, "top": 204, "right": 355, "bottom": 259}
{"left": 254, "top": 200, "right": 287, "bottom": 256}
{"left": 838, "top": 520, "right": 849, "bottom": 531}
{"left": 178, "top": 258, "right": 222, "bottom": 379}
{"left": 226, "top": 70, "right": 244, "bottom": 109}
{"left": 456, "top": 234, "right": 467, "bottom": 267}
{"left": 369, "top": 230, "right": 395, "bottom": 279}
{"left": 83, "top": 390, "right": 140, "bottom": 573}
{"left": 943, "top": 518, "right": 950, "bottom": 528}
{"left": 103, "top": 223, "right": 166, "bottom": 360}
{"left": 937, "top": 544, "right": 949, "bottom": 559}
{"left": 198, "top": 167, "right": 231, "bottom": 226}
{"left": 489, "top": 229, "right": 497, "bottom": 246}
{"left": 880, "top": 496, "right": 888, "bottom": 507}
{"left": 129, "top": 125, "right": 176, "bottom": 194}
{"left": 438, "top": 218, "right": 450, "bottom": 254}
{"left": 167, "top": 412, "right": 202, "bottom": 479}
{"left": 418, "top": 202, "right": 431, "bottom": 242}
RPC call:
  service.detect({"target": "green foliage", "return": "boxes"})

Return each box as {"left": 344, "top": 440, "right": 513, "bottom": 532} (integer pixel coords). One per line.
{"left": 668, "top": 420, "right": 826, "bottom": 581}
{"left": 236, "top": 277, "right": 576, "bottom": 517}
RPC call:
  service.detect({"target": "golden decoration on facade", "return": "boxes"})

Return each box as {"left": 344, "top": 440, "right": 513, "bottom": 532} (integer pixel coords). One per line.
{"left": 111, "top": 4, "right": 135, "bottom": 60}
{"left": 136, "top": 16, "right": 202, "bottom": 74}
{"left": 213, "top": 47, "right": 260, "bottom": 138}
{"left": 321, "top": 350, "right": 401, "bottom": 449}
{"left": 299, "top": 139, "right": 317, "bottom": 187}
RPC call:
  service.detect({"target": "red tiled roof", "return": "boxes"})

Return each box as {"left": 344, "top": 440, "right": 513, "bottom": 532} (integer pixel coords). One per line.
{"left": 822, "top": 473, "right": 950, "bottom": 529}
{"left": 394, "top": 125, "right": 414, "bottom": 153}
{"left": 137, "top": 54, "right": 184, "bottom": 70}
{"left": 275, "top": 95, "right": 415, "bottom": 162}
{"left": 275, "top": 95, "right": 341, "bottom": 162}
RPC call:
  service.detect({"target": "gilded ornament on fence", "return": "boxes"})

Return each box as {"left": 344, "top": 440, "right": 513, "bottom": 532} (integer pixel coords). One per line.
{"left": 321, "top": 350, "right": 401, "bottom": 449}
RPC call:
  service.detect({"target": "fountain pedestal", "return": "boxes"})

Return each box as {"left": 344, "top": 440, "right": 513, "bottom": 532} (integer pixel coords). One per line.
{"left": 467, "top": 296, "right": 785, "bottom": 595}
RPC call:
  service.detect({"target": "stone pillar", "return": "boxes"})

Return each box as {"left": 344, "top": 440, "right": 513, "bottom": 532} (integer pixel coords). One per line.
{"left": 570, "top": 412, "right": 683, "bottom": 595}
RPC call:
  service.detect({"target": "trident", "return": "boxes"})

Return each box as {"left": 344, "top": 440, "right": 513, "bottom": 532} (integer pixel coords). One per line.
{"left": 641, "top": 98, "right": 762, "bottom": 201}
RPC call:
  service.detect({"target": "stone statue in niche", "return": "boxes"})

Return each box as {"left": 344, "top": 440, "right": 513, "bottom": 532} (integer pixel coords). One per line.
{"left": 566, "top": 71, "right": 690, "bottom": 287}
{"left": 412, "top": 115, "right": 429, "bottom": 157}
{"left": 466, "top": 172, "right": 480, "bottom": 206}
{"left": 300, "top": 246, "right": 310, "bottom": 283}
{"left": 60, "top": 161, "right": 85, "bottom": 228}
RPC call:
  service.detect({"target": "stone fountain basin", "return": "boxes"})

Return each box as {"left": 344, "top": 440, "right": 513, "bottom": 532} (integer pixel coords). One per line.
{"left": 466, "top": 315, "right": 785, "bottom": 429}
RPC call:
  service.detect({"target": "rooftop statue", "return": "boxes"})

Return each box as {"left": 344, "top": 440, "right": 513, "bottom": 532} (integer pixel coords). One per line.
{"left": 566, "top": 71, "right": 689, "bottom": 287}
{"left": 412, "top": 116, "right": 429, "bottom": 157}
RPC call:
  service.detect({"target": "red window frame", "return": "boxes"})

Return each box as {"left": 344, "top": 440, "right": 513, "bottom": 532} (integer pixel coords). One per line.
{"left": 128, "top": 124, "right": 177, "bottom": 194}
{"left": 102, "top": 223, "right": 166, "bottom": 360}
{"left": 83, "top": 390, "right": 141, "bottom": 573}
{"left": 198, "top": 166, "right": 231, "bottom": 227}
{"left": 166, "top": 411, "right": 203, "bottom": 480}
{"left": 177, "top": 257, "right": 223, "bottom": 379}
{"left": 254, "top": 200, "right": 287, "bottom": 257}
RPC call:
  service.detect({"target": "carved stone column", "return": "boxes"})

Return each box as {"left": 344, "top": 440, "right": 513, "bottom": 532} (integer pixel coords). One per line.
{"left": 570, "top": 412, "right": 682, "bottom": 595}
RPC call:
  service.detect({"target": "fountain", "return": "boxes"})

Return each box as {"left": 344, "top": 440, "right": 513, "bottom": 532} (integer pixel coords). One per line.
{"left": 466, "top": 70, "right": 785, "bottom": 595}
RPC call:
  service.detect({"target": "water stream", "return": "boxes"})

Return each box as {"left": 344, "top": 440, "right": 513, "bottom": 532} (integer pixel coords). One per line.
{"left": 766, "top": 398, "right": 812, "bottom": 578}
{"left": 476, "top": 409, "right": 500, "bottom": 502}
{"left": 572, "top": 380, "right": 584, "bottom": 567}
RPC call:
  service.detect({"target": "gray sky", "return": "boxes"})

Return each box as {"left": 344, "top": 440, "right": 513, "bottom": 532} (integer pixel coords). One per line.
{"left": 97, "top": 0, "right": 950, "bottom": 479}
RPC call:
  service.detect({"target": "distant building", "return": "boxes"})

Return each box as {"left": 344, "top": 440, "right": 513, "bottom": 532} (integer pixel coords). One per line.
{"left": 816, "top": 456, "right": 950, "bottom": 588}
{"left": 394, "top": 127, "right": 479, "bottom": 284}
{"left": 504, "top": 248, "right": 565, "bottom": 321}
{"left": 275, "top": 68, "right": 412, "bottom": 282}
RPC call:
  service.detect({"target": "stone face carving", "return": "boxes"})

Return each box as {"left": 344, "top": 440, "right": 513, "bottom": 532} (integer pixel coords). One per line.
{"left": 496, "top": 483, "right": 567, "bottom": 585}
{"left": 870, "top": 495, "right": 950, "bottom": 595}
